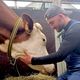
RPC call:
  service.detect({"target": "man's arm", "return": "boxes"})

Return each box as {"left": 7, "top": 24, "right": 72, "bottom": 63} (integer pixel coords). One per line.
{"left": 32, "top": 23, "right": 80, "bottom": 65}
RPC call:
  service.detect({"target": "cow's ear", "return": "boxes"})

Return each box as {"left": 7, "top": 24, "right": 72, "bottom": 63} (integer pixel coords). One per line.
{"left": 34, "top": 23, "right": 43, "bottom": 31}
{"left": 22, "top": 20, "right": 31, "bottom": 34}
{"left": 22, "top": 14, "right": 33, "bottom": 32}
{"left": 24, "top": 21, "right": 29, "bottom": 32}
{"left": 25, "top": 26, "right": 30, "bottom": 34}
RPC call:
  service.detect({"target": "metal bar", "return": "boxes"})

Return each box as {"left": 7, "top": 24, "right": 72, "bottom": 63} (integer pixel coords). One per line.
{"left": 4, "top": 0, "right": 80, "bottom": 4}
{"left": 3, "top": 0, "right": 53, "bottom": 3}
{"left": 62, "top": 0, "right": 80, "bottom": 4}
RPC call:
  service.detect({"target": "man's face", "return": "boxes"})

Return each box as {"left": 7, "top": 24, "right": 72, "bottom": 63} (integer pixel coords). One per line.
{"left": 47, "top": 14, "right": 65, "bottom": 32}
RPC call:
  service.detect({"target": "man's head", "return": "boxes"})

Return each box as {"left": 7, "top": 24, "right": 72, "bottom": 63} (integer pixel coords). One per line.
{"left": 44, "top": 5, "right": 71, "bottom": 32}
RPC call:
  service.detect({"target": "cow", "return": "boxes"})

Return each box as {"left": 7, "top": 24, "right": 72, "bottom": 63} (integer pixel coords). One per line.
{"left": 0, "top": 23, "right": 55, "bottom": 74}
{"left": 0, "top": 0, "right": 55, "bottom": 76}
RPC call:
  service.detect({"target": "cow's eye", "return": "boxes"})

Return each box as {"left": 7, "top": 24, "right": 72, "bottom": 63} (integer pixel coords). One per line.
{"left": 43, "top": 38, "right": 45, "bottom": 41}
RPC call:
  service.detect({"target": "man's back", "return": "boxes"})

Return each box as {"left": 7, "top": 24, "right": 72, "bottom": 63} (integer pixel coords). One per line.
{"left": 62, "top": 20, "right": 80, "bottom": 71}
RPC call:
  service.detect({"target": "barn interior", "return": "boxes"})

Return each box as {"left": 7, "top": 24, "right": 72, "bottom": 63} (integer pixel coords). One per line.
{"left": 0, "top": 0, "right": 80, "bottom": 80}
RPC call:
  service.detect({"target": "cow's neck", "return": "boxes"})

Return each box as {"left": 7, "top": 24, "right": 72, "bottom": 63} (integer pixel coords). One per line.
{"left": 14, "top": 32, "right": 30, "bottom": 43}
{"left": 0, "top": 27, "right": 30, "bottom": 44}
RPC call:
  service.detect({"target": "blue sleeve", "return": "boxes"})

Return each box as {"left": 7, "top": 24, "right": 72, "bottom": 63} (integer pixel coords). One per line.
{"left": 32, "top": 23, "right": 80, "bottom": 65}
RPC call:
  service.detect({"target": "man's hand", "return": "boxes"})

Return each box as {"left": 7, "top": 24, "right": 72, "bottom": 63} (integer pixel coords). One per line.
{"left": 19, "top": 50, "right": 32, "bottom": 64}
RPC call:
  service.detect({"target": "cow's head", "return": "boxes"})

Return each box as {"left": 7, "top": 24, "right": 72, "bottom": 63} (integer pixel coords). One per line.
{"left": 0, "top": 23, "right": 55, "bottom": 74}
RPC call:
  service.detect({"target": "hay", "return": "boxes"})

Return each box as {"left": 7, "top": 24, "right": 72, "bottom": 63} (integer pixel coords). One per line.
{"left": 5, "top": 73, "right": 56, "bottom": 80}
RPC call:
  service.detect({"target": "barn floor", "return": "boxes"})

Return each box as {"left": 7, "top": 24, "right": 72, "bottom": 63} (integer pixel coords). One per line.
{"left": 4, "top": 73, "right": 56, "bottom": 80}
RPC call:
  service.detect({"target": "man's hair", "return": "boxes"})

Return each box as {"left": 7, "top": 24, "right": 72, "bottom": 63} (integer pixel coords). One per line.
{"left": 44, "top": 5, "right": 67, "bottom": 20}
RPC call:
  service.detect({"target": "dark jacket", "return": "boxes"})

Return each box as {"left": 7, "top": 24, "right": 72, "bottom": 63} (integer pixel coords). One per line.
{"left": 32, "top": 20, "right": 80, "bottom": 71}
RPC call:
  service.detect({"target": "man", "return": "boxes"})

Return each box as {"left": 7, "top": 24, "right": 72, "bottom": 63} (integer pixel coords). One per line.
{"left": 19, "top": 5, "right": 80, "bottom": 80}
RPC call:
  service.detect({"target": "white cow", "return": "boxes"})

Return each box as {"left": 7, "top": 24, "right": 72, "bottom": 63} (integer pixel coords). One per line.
{"left": 0, "top": 23, "right": 55, "bottom": 74}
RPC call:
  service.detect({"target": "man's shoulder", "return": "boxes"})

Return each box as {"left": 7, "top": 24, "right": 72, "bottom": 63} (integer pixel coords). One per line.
{"left": 65, "top": 20, "right": 80, "bottom": 36}
{"left": 68, "top": 20, "right": 80, "bottom": 30}
{"left": 72, "top": 20, "right": 80, "bottom": 25}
